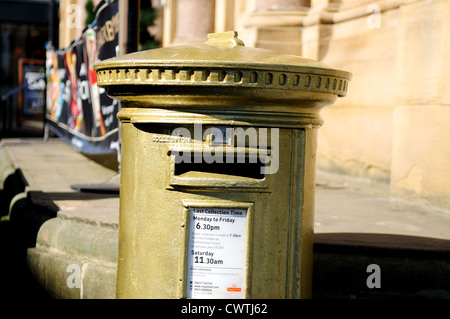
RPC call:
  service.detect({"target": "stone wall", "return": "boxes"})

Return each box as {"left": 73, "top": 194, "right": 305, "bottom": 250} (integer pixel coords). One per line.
{"left": 391, "top": 0, "right": 450, "bottom": 209}
{"left": 58, "top": 0, "right": 450, "bottom": 210}
{"left": 158, "top": 0, "right": 450, "bottom": 210}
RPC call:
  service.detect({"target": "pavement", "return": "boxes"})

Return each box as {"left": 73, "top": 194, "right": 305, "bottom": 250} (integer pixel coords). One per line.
{"left": 0, "top": 136, "right": 449, "bottom": 299}
{"left": 315, "top": 170, "right": 450, "bottom": 240}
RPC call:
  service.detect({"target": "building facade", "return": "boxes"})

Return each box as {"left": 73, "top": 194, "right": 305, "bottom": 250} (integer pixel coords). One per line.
{"left": 156, "top": 0, "right": 450, "bottom": 212}
{"left": 58, "top": 0, "right": 450, "bottom": 212}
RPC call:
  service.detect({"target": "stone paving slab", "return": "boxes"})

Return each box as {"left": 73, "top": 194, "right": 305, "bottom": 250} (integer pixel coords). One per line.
{"left": 315, "top": 170, "right": 450, "bottom": 240}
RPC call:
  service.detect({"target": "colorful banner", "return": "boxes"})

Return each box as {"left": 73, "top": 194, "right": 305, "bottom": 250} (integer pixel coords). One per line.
{"left": 46, "top": 0, "right": 119, "bottom": 154}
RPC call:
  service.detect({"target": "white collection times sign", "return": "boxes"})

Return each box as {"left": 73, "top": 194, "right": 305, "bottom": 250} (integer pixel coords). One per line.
{"left": 186, "top": 207, "right": 248, "bottom": 299}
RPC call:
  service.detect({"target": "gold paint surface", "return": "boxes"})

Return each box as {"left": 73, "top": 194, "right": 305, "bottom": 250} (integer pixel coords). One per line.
{"left": 97, "top": 32, "right": 351, "bottom": 299}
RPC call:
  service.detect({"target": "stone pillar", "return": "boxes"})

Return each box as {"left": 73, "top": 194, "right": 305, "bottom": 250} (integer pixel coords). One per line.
{"left": 214, "top": 0, "right": 236, "bottom": 33}
{"left": 241, "top": 0, "right": 322, "bottom": 58}
{"left": 248, "top": 0, "right": 308, "bottom": 27}
{"left": 254, "top": 0, "right": 308, "bottom": 11}
{"left": 391, "top": 0, "right": 450, "bottom": 210}
{"left": 173, "top": 0, "right": 215, "bottom": 44}
{"left": 162, "top": 0, "right": 178, "bottom": 47}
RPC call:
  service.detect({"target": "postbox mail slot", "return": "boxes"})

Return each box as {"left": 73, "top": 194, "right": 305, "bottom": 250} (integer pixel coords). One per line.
{"left": 168, "top": 149, "right": 270, "bottom": 190}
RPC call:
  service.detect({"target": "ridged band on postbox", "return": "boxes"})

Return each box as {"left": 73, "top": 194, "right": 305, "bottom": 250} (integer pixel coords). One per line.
{"left": 94, "top": 31, "right": 351, "bottom": 129}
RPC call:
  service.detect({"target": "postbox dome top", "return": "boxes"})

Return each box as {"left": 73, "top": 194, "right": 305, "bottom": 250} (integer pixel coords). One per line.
{"left": 94, "top": 31, "right": 351, "bottom": 98}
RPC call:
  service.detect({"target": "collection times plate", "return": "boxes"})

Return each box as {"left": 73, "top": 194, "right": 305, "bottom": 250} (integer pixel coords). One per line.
{"left": 186, "top": 207, "right": 248, "bottom": 299}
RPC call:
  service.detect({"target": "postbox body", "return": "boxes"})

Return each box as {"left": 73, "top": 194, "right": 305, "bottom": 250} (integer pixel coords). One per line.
{"left": 95, "top": 32, "right": 351, "bottom": 299}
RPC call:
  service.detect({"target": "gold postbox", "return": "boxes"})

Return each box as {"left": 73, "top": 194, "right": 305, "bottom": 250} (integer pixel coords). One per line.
{"left": 94, "top": 31, "right": 351, "bottom": 299}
